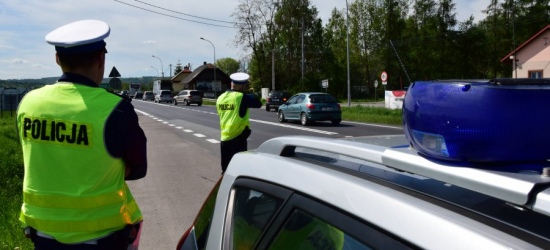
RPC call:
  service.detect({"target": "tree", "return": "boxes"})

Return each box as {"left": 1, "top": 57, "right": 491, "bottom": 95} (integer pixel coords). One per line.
{"left": 216, "top": 57, "right": 241, "bottom": 75}
{"left": 173, "top": 61, "right": 183, "bottom": 76}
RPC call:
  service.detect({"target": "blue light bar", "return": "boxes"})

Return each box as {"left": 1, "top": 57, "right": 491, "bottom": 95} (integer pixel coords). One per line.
{"left": 403, "top": 79, "right": 550, "bottom": 162}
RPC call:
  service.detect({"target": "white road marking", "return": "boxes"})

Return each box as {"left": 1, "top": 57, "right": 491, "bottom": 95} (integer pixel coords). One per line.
{"left": 250, "top": 119, "right": 338, "bottom": 135}
{"left": 194, "top": 134, "right": 206, "bottom": 138}
{"left": 207, "top": 139, "right": 220, "bottom": 143}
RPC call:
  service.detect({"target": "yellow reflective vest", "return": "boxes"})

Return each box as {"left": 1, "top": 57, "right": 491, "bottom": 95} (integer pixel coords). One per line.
{"left": 217, "top": 91, "right": 250, "bottom": 141}
{"left": 17, "top": 83, "right": 142, "bottom": 244}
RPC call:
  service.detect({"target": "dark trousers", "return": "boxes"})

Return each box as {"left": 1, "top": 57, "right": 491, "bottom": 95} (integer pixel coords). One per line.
{"left": 220, "top": 127, "right": 251, "bottom": 173}
{"left": 28, "top": 223, "right": 141, "bottom": 250}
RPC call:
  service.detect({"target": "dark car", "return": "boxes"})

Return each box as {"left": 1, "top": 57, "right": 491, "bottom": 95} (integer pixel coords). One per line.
{"left": 265, "top": 91, "right": 292, "bottom": 111}
{"left": 277, "top": 92, "right": 342, "bottom": 126}
{"left": 134, "top": 91, "right": 143, "bottom": 99}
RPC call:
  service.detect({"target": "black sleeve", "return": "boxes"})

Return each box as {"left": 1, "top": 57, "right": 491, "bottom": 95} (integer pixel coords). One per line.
{"left": 105, "top": 99, "right": 147, "bottom": 180}
{"left": 239, "top": 93, "right": 263, "bottom": 117}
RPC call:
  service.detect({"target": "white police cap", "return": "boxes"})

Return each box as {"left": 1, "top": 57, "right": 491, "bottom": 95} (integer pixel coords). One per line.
{"left": 230, "top": 72, "right": 250, "bottom": 84}
{"left": 45, "top": 19, "right": 110, "bottom": 53}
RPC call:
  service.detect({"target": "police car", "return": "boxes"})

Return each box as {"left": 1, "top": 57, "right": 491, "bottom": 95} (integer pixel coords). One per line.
{"left": 177, "top": 79, "right": 550, "bottom": 250}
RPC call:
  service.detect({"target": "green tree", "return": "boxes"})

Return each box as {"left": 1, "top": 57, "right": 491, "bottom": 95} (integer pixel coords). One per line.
{"left": 216, "top": 57, "right": 241, "bottom": 75}
{"left": 173, "top": 61, "right": 183, "bottom": 76}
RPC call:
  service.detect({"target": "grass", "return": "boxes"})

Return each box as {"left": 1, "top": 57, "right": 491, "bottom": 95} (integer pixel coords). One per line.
{"left": 0, "top": 112, "right": 31, "bottom": 250}
{"left": 0, "top": 101, "right": 402, "bottom": 248}
{"left": 207, "top": 98, "right": 403, "bottom": 126}
{"left": 341, "top": 106, "right": 402, "bottom": 125}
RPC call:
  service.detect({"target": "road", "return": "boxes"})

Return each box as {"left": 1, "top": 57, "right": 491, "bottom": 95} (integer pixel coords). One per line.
{"left": 126, "top": 99, "right": 403, "bottom": 249}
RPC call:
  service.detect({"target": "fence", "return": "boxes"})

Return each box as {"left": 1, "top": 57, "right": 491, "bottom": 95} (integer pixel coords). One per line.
{"left": 1, "top": 87, "right": 31, "bottom": 118}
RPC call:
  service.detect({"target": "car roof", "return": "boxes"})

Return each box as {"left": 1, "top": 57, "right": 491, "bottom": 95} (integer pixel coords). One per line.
{"left": 218, "top": 135, "right": 550, "bottom": 249}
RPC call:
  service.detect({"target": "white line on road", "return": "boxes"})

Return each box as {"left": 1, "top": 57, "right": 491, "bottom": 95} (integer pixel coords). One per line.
{"left": 206, "top": 139, "right": 220, "bottom": 143}
{"left": 250, "top": 119, "right": 338, "bottom": 135}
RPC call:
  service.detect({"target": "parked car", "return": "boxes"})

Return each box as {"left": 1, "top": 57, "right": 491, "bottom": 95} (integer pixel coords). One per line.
{"left": 142, "top": 91, "right": 154, "bottom": 101}
{"left": 277, "top": 92, "right": 341, "bottom": 126}
{"left": 154, "top": 90, "right": 172, "bottom": 103}
{"left": 265, "top": 90, "right": 292, "bottom": 111}
{"left": 173, "top": 90, "right": 202, "bottom": 106}
{"left": 134, "top": 91, "right": 143, "bottom": 99}
{"left": 176, "top": 135, "right": 550, "bottom": 250}
{"left": 177, "top": 79, "right": 550, "bottom": 250}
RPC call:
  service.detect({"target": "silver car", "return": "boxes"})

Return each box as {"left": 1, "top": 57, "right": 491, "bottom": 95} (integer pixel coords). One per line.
{"left": 173, "top": 90, "right": 202, "bottom": 106}
{"left": 154, "top": 90, "right": 172, "bottom": 103}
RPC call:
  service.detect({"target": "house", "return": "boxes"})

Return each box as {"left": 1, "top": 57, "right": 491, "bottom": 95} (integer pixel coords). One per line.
{"left": 171, "top": 63, "right": 193, "bottom": 93}
{"left": 501, "top": 24, "right": 550, "bottom": 78}
{"left": 181, "top": 62, "right": 231, "bottom": 98}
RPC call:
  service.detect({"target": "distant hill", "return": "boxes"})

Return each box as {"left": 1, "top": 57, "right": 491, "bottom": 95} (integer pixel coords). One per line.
{"left": 0, "top": 76, "right": 161, "bottom": 89}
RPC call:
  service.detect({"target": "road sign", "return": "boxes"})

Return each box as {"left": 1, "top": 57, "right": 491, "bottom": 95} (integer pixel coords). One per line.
{"left": 374, "top": 80, "right": 378, "bottom": 88}
{"left": 380, "top": 71, "right": 388, "bottom": 82}
{"left": 321, "top": 79, "right": 329, "bottom": 88}
{"left": 381, "top": 71, "right": 388, "bottom": 85}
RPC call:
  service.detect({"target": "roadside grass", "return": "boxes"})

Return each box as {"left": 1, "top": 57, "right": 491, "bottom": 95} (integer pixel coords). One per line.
{"left": 0, "top": 113, "right": 31, "bottom": 250}
{"left": 206, "top": 99, "right": 403, "bottom": 126}
{"left": 341, "top": 105, "right": 402, "bottom": 126}
{"left": 0, "top": 101, "right": 401, "bottom": 248}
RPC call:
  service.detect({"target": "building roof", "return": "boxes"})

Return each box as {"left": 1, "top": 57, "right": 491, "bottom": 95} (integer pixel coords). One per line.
{"left": 182, "top": 63, "right": 226, "bottom": 84}
{"left": 501, "top": 24, "right": 550, "bottom": 63}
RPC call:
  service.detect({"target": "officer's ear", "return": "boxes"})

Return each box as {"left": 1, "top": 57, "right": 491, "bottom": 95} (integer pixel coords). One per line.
{"left": 55, "top": 53, "right": 61, "bottom": 66}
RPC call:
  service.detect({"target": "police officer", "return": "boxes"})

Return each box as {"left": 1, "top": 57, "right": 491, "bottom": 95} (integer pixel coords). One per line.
{"left": 16, "top": 20, "right": 147, "bottom": 249}
{"left": 216, "top": 72, "right": 262, "bottom": 173}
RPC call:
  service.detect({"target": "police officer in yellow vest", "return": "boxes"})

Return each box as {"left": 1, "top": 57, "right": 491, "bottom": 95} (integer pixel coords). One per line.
{"left": 16, "top": 20, "right": 147, "bottom": 249}
{"left": 216, "top": 73, "right": 262, "bottom": 173}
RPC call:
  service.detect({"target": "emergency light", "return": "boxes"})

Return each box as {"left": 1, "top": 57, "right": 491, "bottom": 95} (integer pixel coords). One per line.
{"left": 403, "top": 78, "right": 550, "bottom": 163}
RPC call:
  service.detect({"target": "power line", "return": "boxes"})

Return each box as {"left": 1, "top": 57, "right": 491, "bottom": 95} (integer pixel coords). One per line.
{"left": 114, "top": 0, "right": 236, "bottom": 28}
{"left": 134, "top": 0, "right": 234, "bottom": 24}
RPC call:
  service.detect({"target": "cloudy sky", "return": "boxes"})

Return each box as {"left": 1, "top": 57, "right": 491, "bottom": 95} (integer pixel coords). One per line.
{"left": 0, "top": 0, "right": 489, "bottom": 80}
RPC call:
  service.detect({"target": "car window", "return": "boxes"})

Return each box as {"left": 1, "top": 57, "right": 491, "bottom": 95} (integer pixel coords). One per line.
{"left": 231, "top": 187, "right": 283, "bottom": 250}
{"left": 267, "top": 209, "right": 371, "bottom": 250}
{"left": 296, "top": 95, "right": 306, "bottom": 104}
{"left": 309, "top": 94, "right": 336, "bottom": 104}
{"left": 190, "top": 91, "right": 201, "bottom": 96}
{"left": 286, "top": 95, "right": 299, "bottom": 104}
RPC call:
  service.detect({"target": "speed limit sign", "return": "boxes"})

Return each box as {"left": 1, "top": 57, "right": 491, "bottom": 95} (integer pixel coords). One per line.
{"left": 380, "top": 71, "right": 388, "bottom": 82}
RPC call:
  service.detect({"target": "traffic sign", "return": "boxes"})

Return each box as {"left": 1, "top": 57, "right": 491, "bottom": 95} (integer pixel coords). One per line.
{"left": 380, "top": 71, "right": 388, "bottom": 82}
{"left": 374, "top": 80, "right": 378, "bottom": 88}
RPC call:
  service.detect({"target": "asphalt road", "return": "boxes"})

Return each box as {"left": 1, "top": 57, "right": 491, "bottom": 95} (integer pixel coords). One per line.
{"left": 126, "top": 99, "right": 403, "bottom": 249}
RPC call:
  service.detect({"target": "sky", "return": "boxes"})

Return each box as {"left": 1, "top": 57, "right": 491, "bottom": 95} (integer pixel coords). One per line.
{"left": 0, "top": 0, "right": 490, "bottom": 80}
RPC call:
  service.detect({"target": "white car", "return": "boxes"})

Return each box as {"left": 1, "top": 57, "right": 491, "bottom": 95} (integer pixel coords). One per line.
{"left": 154, "top": 90, "right": 172, "bottom": 103}
{"left": 177, "top": 79, "right": 550, "bottom": 250}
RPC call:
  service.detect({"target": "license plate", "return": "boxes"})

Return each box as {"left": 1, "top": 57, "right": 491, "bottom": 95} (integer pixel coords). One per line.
{"left": 272, "top": 98, "right": 279, "bottom": 102}
{"left": 322, "top": 107, "right": 333, "bottom": 111}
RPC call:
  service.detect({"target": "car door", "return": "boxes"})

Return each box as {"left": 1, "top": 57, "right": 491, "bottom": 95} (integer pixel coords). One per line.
{"left": 288, "top": 94, "right": 306, "bottom": 119}
{"left": 224, "top": 179, "right": 416, "bottom": 250}
{"left": 284, "top": 95, "right": 299, "bottom": 119}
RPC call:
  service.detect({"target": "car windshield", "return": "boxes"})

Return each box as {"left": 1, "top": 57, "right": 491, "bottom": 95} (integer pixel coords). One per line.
{"left": 270, "top": 92, "right": 287, "bottom": 98}
{"left": 309, "top": 94, "right": 336, "bottom": 103}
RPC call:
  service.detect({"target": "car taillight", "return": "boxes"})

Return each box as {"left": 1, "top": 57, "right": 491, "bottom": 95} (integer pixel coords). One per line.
{"left": 267, "top": 98, "right": 271, "bottom": 102}
{"left": 283, "top": 98, "right": 287, "bottom": 101}
{"left": 306, "top": 103, "right": 315, "bottom": 109}
{"left": 337, "top": 104, "right": 341, "bottom": 110}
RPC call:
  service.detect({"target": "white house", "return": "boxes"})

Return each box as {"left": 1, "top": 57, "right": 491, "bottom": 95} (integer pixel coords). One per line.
{"left": 501, "top": 24, "right": 550, "bottom": 78}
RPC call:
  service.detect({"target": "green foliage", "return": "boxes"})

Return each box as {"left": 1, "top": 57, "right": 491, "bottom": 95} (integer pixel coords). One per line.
{"left": 232, "top": 0, "right": 549, "bottom": 97}
{"left": 216, "top": 58, "right": 241, "bottom": 75}
{"left": 0, "top": 113, "right": 32, "bottom": 249}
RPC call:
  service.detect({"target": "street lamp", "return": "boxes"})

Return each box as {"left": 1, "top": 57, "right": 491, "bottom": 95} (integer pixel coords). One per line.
{"left": 345, "top": 0, "right": 351, "bottom": 107}
{"left": 200, "top": 37, "right": 216, "bottom": 96}
{"left": 151, "top": 66, "right": 159, "bottom": 77}
{"left": 152, "top": 55, "right": 164, "bottom": 78}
